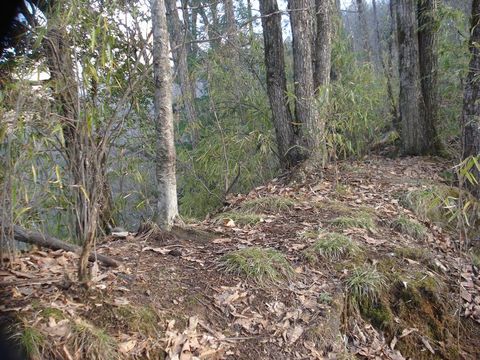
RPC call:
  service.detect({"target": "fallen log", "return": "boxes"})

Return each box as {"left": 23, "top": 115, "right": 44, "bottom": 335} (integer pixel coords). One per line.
{"left": 1, "top": 221, "right": 119, "bottom": 268}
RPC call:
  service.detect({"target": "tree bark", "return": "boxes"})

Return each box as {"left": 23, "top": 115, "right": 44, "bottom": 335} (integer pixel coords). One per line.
{"left": 373, "top": 0, "right": 397, "bottom": 125}
{"left": 260, "top": 0, "right": 304, "bottom": 169}
{"left": 224, "top": 0, "right": 237, "bottom": 43}
{"left": 417, "top": 0, "right": 441, "bottom": 153}
{"left": 289, "top": 0, "right": 324, "bottom": 161}
{"left": 355, "top": 0, "right": 372, "bottom": 63}
{"left": 313, "top": 0, "right": 333, "bottom": 90}
{"left": 461, "top": 0, "right": 480, "bottom": 198}
{"left": 396, "top": 0, "right": 428, "bottom": 155}
{"left": 165, "top": 0, "right": 199, "bottom": 146}
{"left": 151, "top": 0, "right": 179, "bottom": 230}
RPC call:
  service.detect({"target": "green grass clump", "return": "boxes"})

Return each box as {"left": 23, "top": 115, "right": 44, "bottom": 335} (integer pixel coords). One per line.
{"left": 215, "top": 211, "right": 264, "bottom": 226}
{"left": 220, "top": 247, "right": 294, "bottom": 284}
{"left": 239, "top": 196, "right": 297, "bottom": 213}
{"left": 395, "top": 247, "right": 432, "bottom": 263}
{"left": 17, "top": 324, "right": 44, "bottom": 358}
{"left": 471, "top": 252, "right": 480, "bottom": 268}
{"left": 346, "top": 266, "right": 386, "bottom": 306}
{"left": 330, "top": 212, "right": 375, "bottom": 231}
{"left": 400, "top": 186, "right": 480, "bottom": 237}
{"left": 391, "top": 215, "right": 427, "bottom": 240}
{"left": 304, "top": 233, "right": 361, "bottom": 262}
{"left": 115, "top": 305, "right": 159, "bottom": 335}
{"left": 70, "top": 319, "right": 118, "bottom": 360}
{"left": 40, "top": 307, "right": 65, "bottom": 321}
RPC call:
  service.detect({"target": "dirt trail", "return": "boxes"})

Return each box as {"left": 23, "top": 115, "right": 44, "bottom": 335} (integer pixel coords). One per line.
{"left": 1, "top": 156, "right": 480, "bottom": 359}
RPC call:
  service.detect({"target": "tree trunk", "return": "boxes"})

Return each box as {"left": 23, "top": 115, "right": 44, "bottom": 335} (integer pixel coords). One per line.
{"left": 389, "top": 0, "right": 400, "bottom": 130}
{"left": 396, "top": 0, "right": 428, "bottom": 155}
{"left": 461, "top": 0, "right": 480, "bottom": 198}
{"left": 417, "top": 0, "right": 441, "bottom": 153}
{"left": 260, "top": 0, "right": 304, "bottom": 169}
{"left": 151, "top": 0, "right": 179, "bottom": 230}
{"left": 373, "top": 0, "right": 397, "bottom": 124}
{"left": 313, "top": 0, "right": 333, "bottom": 90}
{"left": 165, "top": 0, "right": 199, "bottom": 146}
{"left": 289, "top": 0, "right": 324, "bottom": 161}
{"left": 224, "top": 0, "right": 237, "bottom": 43}
{"left": 246, "top": 0, "right": 254, "bottom": 40}
{"left": 356, "top": 0, "right": 372, "bottom": 63}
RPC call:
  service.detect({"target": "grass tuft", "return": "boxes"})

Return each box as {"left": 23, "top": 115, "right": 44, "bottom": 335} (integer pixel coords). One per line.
{"left": 239, "top": 196, "right": 297, "bottom": 213}
{"left": 304, "top": 232, "right": 361, "bottom": 262}
{"left": 115, "top": 305, "right": 159, "bottom": 335}
{"left": 391, "top": 215, "right": 427, "bottom": 240}
{"left": 400, "top": 185, "right": 480, "bottom": 237}
{"left": 16, "top": 324, "right": 44, "bottom": 357}
{"left": 220, "top": 247, "right": 294, "bottom": 284}
{"left": 70, "top": 319, "right": 118, "bottom": 360}
{"left": 215, "top": 211, "right": 264, "bottom": 226}
{"left": 40, "top": 307, "right": 65, "bottom": 321}
{"left": 346, "top": 266, "right": 386, "bottom": 306}
{"left": 330, "top": 212, "right": 375, "bottom": 230}
{"left": 395, "top": 247, "right": 432, "bottom": 263}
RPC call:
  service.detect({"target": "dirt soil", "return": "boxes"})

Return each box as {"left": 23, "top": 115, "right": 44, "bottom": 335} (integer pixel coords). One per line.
{"left": 1, "top": 156, "right": 480, "bottom": 359}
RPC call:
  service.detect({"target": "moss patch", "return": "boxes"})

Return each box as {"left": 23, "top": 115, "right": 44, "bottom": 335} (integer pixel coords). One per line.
{"left": 395, "top": 247, "right": 432, "bottom": 264}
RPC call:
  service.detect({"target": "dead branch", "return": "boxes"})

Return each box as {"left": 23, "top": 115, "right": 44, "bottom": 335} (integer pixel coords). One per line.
{"left": 1, "top": 220, "right": 119, "bottom": 268}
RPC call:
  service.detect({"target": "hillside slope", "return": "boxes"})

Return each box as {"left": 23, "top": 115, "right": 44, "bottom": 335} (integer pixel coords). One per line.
{"left": 1, "top": 156, "right": 480, "bottom": 359}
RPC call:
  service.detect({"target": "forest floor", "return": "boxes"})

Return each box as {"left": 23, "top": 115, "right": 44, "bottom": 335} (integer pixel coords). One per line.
{"left": 2, "top": 156, "right": 480, "bottom": 359}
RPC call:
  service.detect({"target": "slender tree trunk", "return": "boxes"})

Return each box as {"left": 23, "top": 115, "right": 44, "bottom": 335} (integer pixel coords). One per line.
{"left": 260, "top": 0, "right": 304, "bottom": 168}
{"left": 151, "top": 0, "right": 179, "bottom": 229}
{"left": 191, "top": 1, "right": 199, "bottom": 56}
{"left": 247, "top": 0, "right": 254, "bottom": 40}
{"left": 389, "top": 0, "right": 400, "bottom": 130}
{"left": 209, "top": 0, "right": 220, "bottom": 47}
{"left": 224, "top": 0, "right": 237, "bottom": 43}
{"left": 462, "top": 0, "right": 480, "bottom": 198}
{"left": 373, "top": 0, "right": 397, "bottom": 124}
{"left": 289, "top": 0, "right": 324, "bottom": 162}
{"left": 417, "top": 0, "right": 441, "bottom": 153}
{"left": 396, "top": 0, "right": 429, "bottom": 155}
{"left": 314, "top": 0, "right": 333, "bottom": 90}
{"left": 166, "top": 0, "right": 199, "bottom": 146}
{"left": 356, "top": 0, "right": 372, "bottom": 63}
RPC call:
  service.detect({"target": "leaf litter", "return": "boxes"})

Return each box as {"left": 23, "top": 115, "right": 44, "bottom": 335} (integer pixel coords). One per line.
{"left": 1, "top": 156, "right": 480, "bottom": 359}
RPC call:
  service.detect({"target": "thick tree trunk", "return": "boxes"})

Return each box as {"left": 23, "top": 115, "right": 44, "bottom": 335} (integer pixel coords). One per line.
{"left": 260, "top": 0, "right": 304, "bottom": 169}
{"left": 396, "top": 0, "right": 428, "bottom": 155}
{"left": 417, "top": 0, "right": 441, "bottom": 153}
{"left": 166, "top": 0, "right": 199, "bottom": 146}
{"left": 289, "top": 0, "right": 324, "bottom": 161}
{"left": 356, "top": 0, "right": 372, "bottom": 63}
{"left": 151, "top": 0, "right": 179, "bottom": 230}
{"left": 313, "top": 0, "right": 333, "bottom": 90}
{"left": 462, "top": 0, "right": 480, "bottom": 198}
